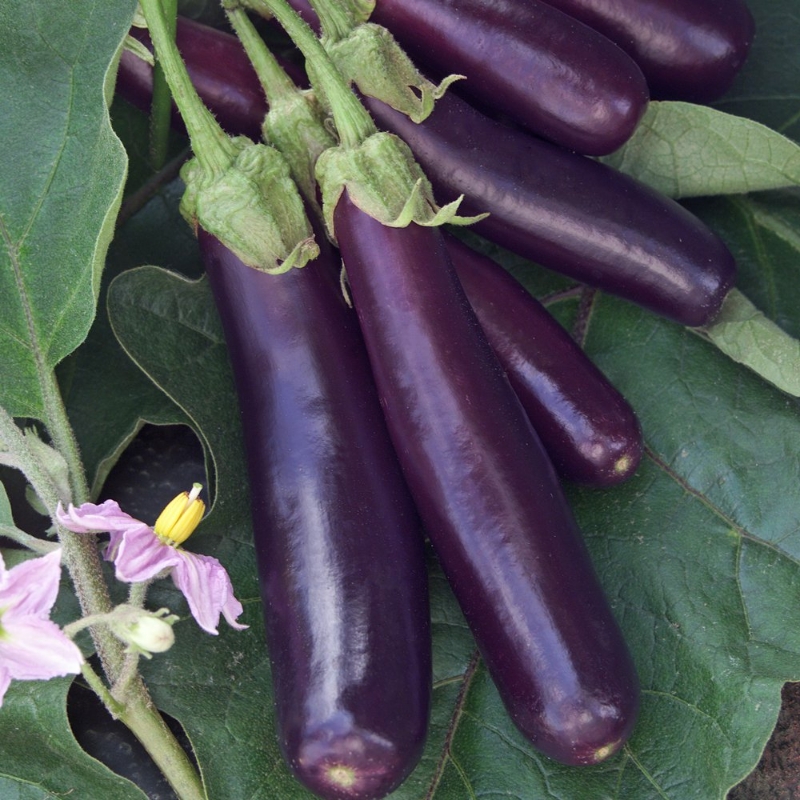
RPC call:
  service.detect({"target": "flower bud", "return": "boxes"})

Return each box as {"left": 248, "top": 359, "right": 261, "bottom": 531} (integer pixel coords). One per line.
{"left": 109, "top": 606, "right": 178, "bottom": 657}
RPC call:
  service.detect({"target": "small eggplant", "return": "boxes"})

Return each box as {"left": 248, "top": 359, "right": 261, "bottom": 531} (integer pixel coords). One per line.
{"left": 446, "top": 234, "right": 643, "bottom": 486}
{"left": 333, "top": 192, "right": 640, "bottom": 765}
{"left": 288, "top": 0, "right": 649, "bottom": 155}
{"left": 114, "top": 17, "right": 735, "bottom": 327}
{"left": 537, "top": 0, "right": 756, "bottom": 102}
{"left": 200, "top": 226, "right": 431, "bottom": 800}
{"left": 365, "top": 90, "right": 736, "bottom": 327}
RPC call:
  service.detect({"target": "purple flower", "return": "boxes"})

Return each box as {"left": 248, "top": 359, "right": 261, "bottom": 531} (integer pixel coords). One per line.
{"left": 0, "top": 548, "right": 84, "bottom": 707}
{"left": 57, "top": 485, "right": 248, "bottom": 636}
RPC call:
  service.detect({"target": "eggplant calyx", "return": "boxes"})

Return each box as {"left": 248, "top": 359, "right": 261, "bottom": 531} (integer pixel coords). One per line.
{"left": 180, "top": 137, "right": 319, "bottom": 274}
{"left": 316, "top": 132, "right": 487, "bottom": 240}
{"left": 262, "top": 88, "right": 337, "bottom": 217}
{"left": 313, "top": 23, "right": 463, "bottom": 123}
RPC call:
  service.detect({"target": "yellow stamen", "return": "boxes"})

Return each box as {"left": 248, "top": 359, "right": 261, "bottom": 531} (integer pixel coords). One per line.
{"left": 154, "top": 483, "right": 205, "bottom": 546}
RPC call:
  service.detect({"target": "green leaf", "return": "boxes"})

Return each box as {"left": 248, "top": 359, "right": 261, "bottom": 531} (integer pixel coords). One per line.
{"left": 685, "top": 191, "right": 800, "bottom": 341}
{"left": 106, "top": 266, "right": 249, "bottom": 529}
{"left": 699, "top": 288, "right": 800, "bottom": 397}
{"left": 0, "top": 657, "right": 146, "bottom": 798}
{"left": 602, "top": 101, "right": 800, "bottom": 198}
{"left": 0, "top": 0, "right": 138, "bottom": 419}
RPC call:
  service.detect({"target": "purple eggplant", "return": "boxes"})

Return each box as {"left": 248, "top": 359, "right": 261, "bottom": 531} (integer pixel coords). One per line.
{"left": 200, "top": 227, "right": 431, "bottom": 800}
{"left": 446, "top": 234, "right": 642, "bottom": 486}
{"left": 365, "top": 90, "right": 736, "bottom": 327}
{"left": 537, "top": 0, "right": 755, "bottom": 102}
{"left": 114, "top": 17, "right": 735, "bottom": 327}
{"left": 333, "top": 192, "right": 639, "bottom": 765}
{"left": 288, "top": 0, "right": 649, "bottom": 156}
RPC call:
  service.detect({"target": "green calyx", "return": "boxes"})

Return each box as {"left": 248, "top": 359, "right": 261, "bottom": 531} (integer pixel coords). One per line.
{"left": 262, "top": 89, "right": 337, "bottom": 215}
{"left": 316, "top": 132, "right": 487, "bottom": 240}
{"left": 312, "top": 23, "right": 463, "bottom": 123}
{"left": 180, "top": 137, "right": 319, "bottom": 273}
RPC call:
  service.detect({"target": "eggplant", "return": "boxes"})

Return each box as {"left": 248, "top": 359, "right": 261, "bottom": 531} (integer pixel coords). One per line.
{"left": 446, "top": 234, "right": 642, "bottom": 486}
{"left": 365, "top": 90, "right": 736, "bottom": 327}
{"left": 536, "top": 0, "right": 755, "bottom": 102}
{"left": 288, "top": 0, "right": 649, "bottom": 156}
{"left": 115, "top": 17, "right": 735, "bottom": 327}
{"left": 119, "top": 16, "right": 737, "bottom": 327}
{"left": 333, "top": 192, "right": 640, "bottom": 765}
{"left": 200, "top": 227, "right": 431, "bottom": 800}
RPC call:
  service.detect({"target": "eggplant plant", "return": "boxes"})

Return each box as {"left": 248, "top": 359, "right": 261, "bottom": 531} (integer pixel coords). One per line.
{"left": 3, "top": 0, "right": 800, "bottom": 798}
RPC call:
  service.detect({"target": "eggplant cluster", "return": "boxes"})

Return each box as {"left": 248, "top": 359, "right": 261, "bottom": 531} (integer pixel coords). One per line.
{"left": 116, "top": 2, "right": 752, "bottom": 798}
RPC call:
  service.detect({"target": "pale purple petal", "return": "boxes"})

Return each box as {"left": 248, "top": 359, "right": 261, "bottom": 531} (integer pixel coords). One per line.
{"left": 0, "top": 616, "right": 83, "bottom": 681}
{"left": 111, "top": 526, "right": 183, "bottom": 584}
{"left": 56, "top": 500, "right": 145, "bottom": 535}
{"left": 0, "top": 549, "right": 63, "bottom": 620}
{"left": 0, "top": 668, "right": 11, "bottom": 708}
{"left": 171, "top": 551, "right": 248, "bottom": 635}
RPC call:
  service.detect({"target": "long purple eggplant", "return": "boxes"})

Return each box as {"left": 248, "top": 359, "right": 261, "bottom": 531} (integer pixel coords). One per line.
{"left": 446, "top": 234, "right": 642, "bottom": 486}
{"left": 115, "top": 17, "right": 735, "bottom": 327}
{"left": 200, "top": 227, "right": 431, "bottom": 800}
{"left": 537, "top": 0, "right": 755, "bottom": 102}
{"left": 118, "top": 19, "right": 736, "bottom": 326}
{"left": 334, "top": 192, "right": 639, "bottom": 765}
{"left": 288, "top": 0, "right": 649, "bottom": 156}
{"left": 365, "top": 90, "right": 736, "bottom": 327}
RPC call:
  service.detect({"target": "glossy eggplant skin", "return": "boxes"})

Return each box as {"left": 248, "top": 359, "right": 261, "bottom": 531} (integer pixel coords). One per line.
{"left": 446, "top": 234, "right": 642, "bottom": 486}
{"left": 119, "top": 17, "right": 269, "bottom": 141}
{"left": 200, "top": 228, "right": 431, "bottom": 800}
{"left": 114, "top": 17, "right": 735, "bottom": 327}
{"left": 537, "top": 0, "right": 755, "bottom": 102}
{"left": 334, "top": 193, "right": 639, "bottom": 765}
{"left": 289, "top": 0, "right": 648, "bottom": 156}
{"left": 365, "top": 91, "right": 736, "bottom": 327}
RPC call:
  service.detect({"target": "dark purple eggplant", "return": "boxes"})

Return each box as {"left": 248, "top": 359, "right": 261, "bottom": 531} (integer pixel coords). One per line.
{"left": 365, "top": 90, "right": 736, "bottom": 327}
{"left": 200, "top": 226, "right": 431, "bottom": 800}
{"left": 333, "top": 192, "right": 639, "bottom": 765}
{"left": 537, "top": 0, "right": 755, "bottom": 102}
{"left": 115, "top": 17, "right": 735, "bottom": 327}
{"left": 446, "top": 234, "right": 642, "bottom": 486}
{"left": 288, "top": 0, "right": 649, "bottom": 155}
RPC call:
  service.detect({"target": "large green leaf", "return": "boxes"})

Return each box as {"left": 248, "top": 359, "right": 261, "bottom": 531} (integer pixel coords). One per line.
{"left": 0, "top": 678, "right": 147, "bottom": 799}
{"left": 0, "top": 0, "right": 138, "bottom": 418}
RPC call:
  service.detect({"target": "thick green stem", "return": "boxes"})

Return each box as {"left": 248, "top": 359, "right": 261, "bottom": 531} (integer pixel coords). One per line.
{"left": 244, "top": 0, "right": 376, "bottom": 148}
{"left": 120, "top": 688, "right": 207, "bottom": 800}
{"left": 308, "top": 0, "right": 356, "bottom": 42}
{"left": 139, "top": 0, "right": 236, "bottom": 176}
{"left": 41, "top": 368, "right": 88, "bottom": 505}
{"left": 224, "top": 6, "right": 297, "bottom": 105}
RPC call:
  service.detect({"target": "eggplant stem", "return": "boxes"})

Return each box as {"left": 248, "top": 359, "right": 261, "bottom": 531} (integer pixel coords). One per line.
{"left": 241, "top": 0, "right": 376, "bottom": 148}
{"left": 139, "top": 0, "right": 236, "bottom": 176}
